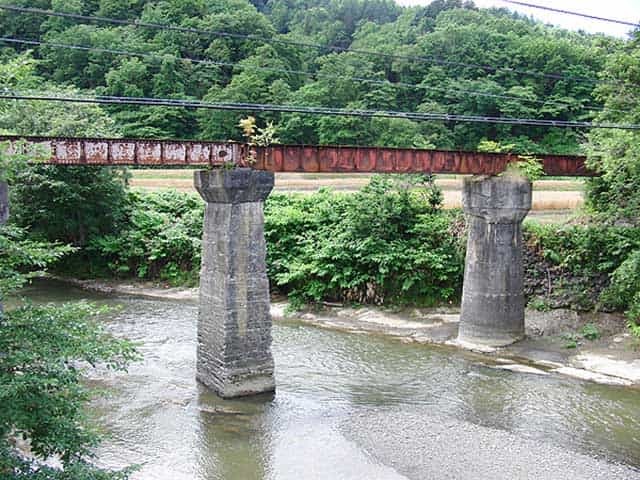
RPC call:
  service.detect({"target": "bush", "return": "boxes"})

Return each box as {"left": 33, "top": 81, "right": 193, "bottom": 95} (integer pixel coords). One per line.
{"left": 89, "top": 190, "right": 204, "bottom": 285}
{"left": 524, "top": 223, "right": 640, "bottom": 276}
{"left": 600, "top": 250, "right": 640, "bottom": 310}
{"left": 522, "top": 222, "right": 640, "bottom": 311}
{"left": 11, "top": 165, "right": 129, "bottom": 247}
{"left": 601, "top": 250, "right": 640, "bottom": 338}
{"left": 86, "top": 175, "right": 463, "bottom": 306}
{"left": 265, "top": 175, "right": 464, "bottom": 308}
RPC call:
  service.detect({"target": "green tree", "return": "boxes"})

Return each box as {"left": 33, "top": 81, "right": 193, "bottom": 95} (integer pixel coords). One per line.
{"left": 11, "top": 166, "right": 129, "bottom": 247}
{"left": 585, "top": 31, "right": 640, "bottom": 224}
{"left": 0, "top": 0, "right": 622, "bottom": 154}
{"left": 0, "top": 53, "right": 130, "bottom": 250}
{"left": 0, "top": 144, "right": 138, "bottom": 479}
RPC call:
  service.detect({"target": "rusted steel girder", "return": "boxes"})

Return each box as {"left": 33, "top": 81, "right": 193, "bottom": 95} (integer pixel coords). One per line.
{"left": 254, "top": 145, "right": 593, "bottom": 176}
{"left": 0, "top": 136, "right": 594, "bottom": 176}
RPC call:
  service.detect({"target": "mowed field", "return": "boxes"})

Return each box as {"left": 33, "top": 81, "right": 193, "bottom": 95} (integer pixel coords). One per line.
{"left": 129, "top": 169, "right": 585, "bottom": 219}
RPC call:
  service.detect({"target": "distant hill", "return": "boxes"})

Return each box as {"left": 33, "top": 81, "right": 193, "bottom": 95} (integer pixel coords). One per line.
{"left": 0, "top": 0, "right": 625, "bottom": 153}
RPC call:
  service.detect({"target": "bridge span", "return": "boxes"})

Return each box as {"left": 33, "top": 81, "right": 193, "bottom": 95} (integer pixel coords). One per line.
{"left": 0, "top": 135, "right": 595, "bottom": 398}
{"left": 0, "top": 135, "right": 593, "bottom": 176}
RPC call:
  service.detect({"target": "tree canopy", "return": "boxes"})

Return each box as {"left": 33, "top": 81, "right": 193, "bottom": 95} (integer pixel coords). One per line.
{"left": 0, "top": 0, "right": 629, "bottom": 153}
{"left": 585, "top": 30, "right": 640, "bottom": 223}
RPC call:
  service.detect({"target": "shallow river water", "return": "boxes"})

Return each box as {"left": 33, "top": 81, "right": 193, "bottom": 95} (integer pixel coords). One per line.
{"left": 22, "top": 280, "right": 640, "bottom": 479}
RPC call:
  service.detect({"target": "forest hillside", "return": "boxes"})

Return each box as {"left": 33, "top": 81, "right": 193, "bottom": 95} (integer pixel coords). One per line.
{"left": 0, "top": 0, "right": 631, "bottom": 154}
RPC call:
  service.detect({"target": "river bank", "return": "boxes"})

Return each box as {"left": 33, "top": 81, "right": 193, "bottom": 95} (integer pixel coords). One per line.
{"left": 53, "top": 276, "right": 640, "bottom": 388}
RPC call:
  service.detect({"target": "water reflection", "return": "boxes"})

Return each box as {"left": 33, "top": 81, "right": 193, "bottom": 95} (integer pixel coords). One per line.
{"left": 196, "top": 388, "right": 271, "bottom": 480}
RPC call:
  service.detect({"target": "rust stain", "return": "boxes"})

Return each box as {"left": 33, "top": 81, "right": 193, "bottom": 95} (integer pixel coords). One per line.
{"left": 0, "top": 136, "right": 595, "bottom": 176}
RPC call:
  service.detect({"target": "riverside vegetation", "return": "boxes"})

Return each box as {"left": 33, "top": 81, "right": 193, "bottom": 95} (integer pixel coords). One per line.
{"left": 8, "top": 170, "right": 640, "bottom": 337}
{"left": 0, "top": 147, "right": 138, "bottom": 478}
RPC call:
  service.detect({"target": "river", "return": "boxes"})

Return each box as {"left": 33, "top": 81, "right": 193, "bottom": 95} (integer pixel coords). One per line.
{"left": 21, "top": 279, "right": 640, "bottom": 479}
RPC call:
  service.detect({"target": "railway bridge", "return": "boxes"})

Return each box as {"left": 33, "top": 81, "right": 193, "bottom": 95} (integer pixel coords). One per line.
{"left": 0, "top": 136, "right": 594, "bottom": 397}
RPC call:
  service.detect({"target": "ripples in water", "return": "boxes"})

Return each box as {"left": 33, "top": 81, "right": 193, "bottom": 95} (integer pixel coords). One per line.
{"left": 21, "top": 280, "right": 640, "bottom": 478}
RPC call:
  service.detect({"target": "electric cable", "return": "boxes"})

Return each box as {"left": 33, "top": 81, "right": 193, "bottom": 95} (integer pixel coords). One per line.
{"left": 2, "top": 92, "right": 639, "bottom": 130}
{"left": 0, "top": 36, "right": 630, "bottom": 116}
{"left": 0, "top": 4, "right": 613, "bottom": 86}
{"left": 502, "top": 1, "right": 640, "bottom": 28}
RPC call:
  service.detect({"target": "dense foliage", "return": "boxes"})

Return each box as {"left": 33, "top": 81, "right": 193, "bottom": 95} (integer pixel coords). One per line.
{"left": 0, "top": 0, "right": 625, "bottom": 153}
{"left": 585, "top": 31, "right": 640, "bottom": 223}
{"left": 523, "top": 222, "right": 640, "bottom": 314}
{"left": 83, "top": 177, "right": 464, "bottom": 306}
{"left": 90, "top": 189, "right": 204, "bottom": 284}
{"left": 265, "top": 175, "right": 462, "bottom": 307}
{"left": 11, "top": 165, "right": 129, "bottom": 247}
{"left": 0, "top": 149, "right": 136, "bottom": 478}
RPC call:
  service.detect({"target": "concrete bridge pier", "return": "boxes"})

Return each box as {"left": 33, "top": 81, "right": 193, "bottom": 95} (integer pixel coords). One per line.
{"left": 458, "top": 175, "right": 532, "bottom": 348}
{"left": 194, "top": 169, "right": 276, "bottom": 398}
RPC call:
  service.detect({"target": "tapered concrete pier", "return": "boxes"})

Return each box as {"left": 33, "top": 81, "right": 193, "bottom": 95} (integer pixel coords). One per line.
{"left": 458, "top": 175, "right": 532, "bottom": 347}
{"left": 194, "top": 169, "right": 275, "bottom": 398}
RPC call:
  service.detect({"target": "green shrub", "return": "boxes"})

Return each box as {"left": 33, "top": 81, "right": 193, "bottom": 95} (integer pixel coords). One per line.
{"left": 265, "top": 175, "right": 464, "bottom": 308}
{"left": 522, "top": 222, "right": 640, "bottom": 315}
{"left": 89, "top": 190, "right": 203, "bottom": 285}
{"left": 561, "top": 333, "right": 579, "bottom": 349}
{"left": 601, "top": 250, "right": 640, "bottom": 310}
{"left": 11, "top": 165, "right": 129, "bottom": 247}
{"left": 581, "top": 323, "right": 600, "bottom": 341}
{"left": 527, "top": 297, "right": 551, "bottom": 312}
{"left": 626, "top": 303, "right": 640, "bottom": 339}
{"left": 524, "top": 223, "right": 640, "bottom": 276}
{"left": 602, "top": 250, "right": 640, "bottom": 338}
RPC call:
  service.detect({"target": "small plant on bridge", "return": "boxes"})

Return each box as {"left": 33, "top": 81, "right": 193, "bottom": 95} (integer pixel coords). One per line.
{"left": 505, "top": 155, "right": 545, "bottom": 182}
{"left": 239, "top": 116, "right": 280, "bottom": 166}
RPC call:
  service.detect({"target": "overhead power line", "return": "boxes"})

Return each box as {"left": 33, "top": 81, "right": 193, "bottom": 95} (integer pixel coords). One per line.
{"left": 0, "top": 4, "right": 609, "bottom": 86}
{"left": 1, "top": 36, "right": 629, "bottom": 116}
{"left": 502, "top": 1, "right": 640, "bottom": 28}
{"left": 1, "top": 92, "right": 639, "bottom": 130}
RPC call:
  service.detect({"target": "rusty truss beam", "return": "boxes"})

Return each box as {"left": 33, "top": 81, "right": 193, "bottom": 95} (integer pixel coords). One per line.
{"left": 0, "top": 136, "right": 594, "bottom": 176}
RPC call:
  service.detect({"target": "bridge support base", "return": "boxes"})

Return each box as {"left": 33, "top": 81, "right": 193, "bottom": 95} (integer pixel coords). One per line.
{"left": 458, "top": 175, "right": 532, "bottom": 348}
{"left": 194, "top": 169, "right": 275, "bottom": 398}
